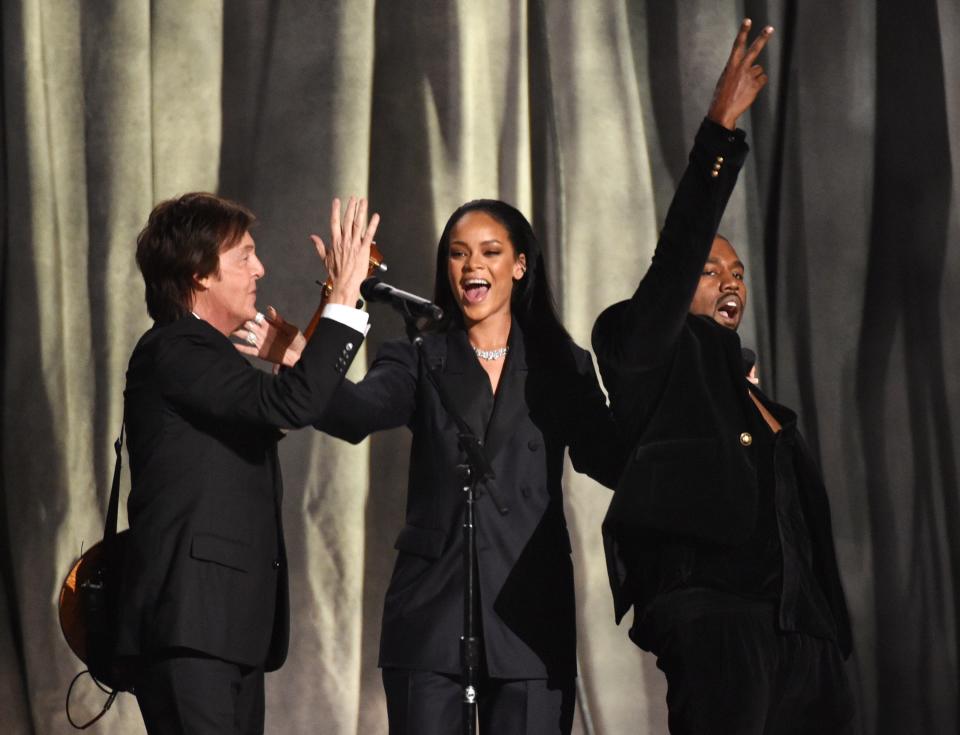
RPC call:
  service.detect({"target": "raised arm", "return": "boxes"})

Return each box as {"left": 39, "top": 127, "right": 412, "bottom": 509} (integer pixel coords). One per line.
{"left": 315, "top": 339, "right": 420, "bottom": 444}
{"left": 158, "top": 197, "right": 380, "bottom": 428}
{"left": 235, "top": 196, "right": 379, "bottom": 365}
{"left": 592, "top": 19, "right": 773, "bottom": 372}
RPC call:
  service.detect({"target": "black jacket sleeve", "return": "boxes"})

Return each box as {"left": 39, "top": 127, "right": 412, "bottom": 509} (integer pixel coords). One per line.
{"left": 563, "top": 347, "right": 628, "bottom": 489}
{"left": 315, "top": 338, "right": 419, "bottom": 444}
{"left": 592, "top": 118, "right": 749, "bottom": 373}
{"left": 153, "top": 316, "right": 364, "bottom": 429}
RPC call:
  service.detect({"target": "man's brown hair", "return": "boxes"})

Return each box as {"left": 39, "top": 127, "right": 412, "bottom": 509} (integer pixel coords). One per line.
{"left": 135, "top": 192, "right": 255, "bottom": 323}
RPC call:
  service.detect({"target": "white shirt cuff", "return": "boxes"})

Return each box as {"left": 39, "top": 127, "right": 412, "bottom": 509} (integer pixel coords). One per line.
{"left": 322, "top": 303, "right": 370, "bottom": 335}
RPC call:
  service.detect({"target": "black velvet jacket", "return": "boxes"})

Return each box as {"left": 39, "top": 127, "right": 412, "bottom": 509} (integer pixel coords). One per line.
{"left": 592, "top": 119, "right": 852, "bottom": 656}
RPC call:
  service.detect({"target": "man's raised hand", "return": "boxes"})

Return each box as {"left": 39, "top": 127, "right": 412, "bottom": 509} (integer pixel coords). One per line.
{"left": 311, "top": 196, "right": 380, "bottom": 308}
{"left": 707, "top": 19, "right": 774, "bottom": 131}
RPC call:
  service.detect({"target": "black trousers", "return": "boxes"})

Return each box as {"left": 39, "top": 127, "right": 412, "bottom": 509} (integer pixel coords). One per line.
{"left": 134, "top": 649, "right": 265, "bottom": 735}
{"left": 647, "top": 603, "right": 854, "bottom": 735}
{"left": 382, "top": 668, "right": 575, "bottom": 735}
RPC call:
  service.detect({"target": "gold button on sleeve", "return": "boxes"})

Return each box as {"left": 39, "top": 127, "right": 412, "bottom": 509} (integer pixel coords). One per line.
{"left": 739, "top": 432, "right": 753, "bottom": 446}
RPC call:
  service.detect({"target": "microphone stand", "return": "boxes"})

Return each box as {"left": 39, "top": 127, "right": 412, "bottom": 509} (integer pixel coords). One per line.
{"left": 396, "top": 306, "right": 498, "bottom": 735}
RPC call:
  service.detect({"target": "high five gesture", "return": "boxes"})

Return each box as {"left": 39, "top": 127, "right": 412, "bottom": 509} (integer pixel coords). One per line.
{"left": 311, "top": 196, "right": 380, "bottom": 307}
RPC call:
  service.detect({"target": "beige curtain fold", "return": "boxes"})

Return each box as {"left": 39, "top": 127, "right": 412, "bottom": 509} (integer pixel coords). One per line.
{"left": 5, "top": 1, "right": 960, "bottom": 734}
{"left": 2, "top": 1, "right": 223, "bottom": 732}
{"left": 538, "top": 1, "right": 661, "bottom": 731}
{"left": 214, "top": 2, "right": 377, "bottom": 732}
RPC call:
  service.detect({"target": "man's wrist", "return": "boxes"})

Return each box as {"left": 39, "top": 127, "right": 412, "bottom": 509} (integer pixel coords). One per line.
{"left": 325, "top": 289, "right": 360, "bottom": 307}
{"left": 322, "top": 302, "right": 370, "bottom": 335}
{"left": 707, "top": 112, "right": 738, "bottom": 131}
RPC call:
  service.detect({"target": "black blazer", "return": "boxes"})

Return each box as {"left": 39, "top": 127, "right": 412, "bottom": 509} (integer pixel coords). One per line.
{"left": 117, "top": 315, "right": 363, "bottom": 671}
{"left": 592, "top": 119, "right": 852, "bottom": 656}
{"left": 319, "top": 323, "right": 623, "bottom": 679}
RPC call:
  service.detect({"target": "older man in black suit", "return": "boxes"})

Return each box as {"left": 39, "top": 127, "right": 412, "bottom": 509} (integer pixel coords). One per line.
{"left": 592, "top": 20, "right": 854, "bottom": 734}
{"left": 117, "top": 193, "right": 378, "bottom": 734}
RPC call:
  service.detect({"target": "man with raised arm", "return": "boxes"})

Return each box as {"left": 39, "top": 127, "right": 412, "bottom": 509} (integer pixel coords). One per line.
{"left": 118, "top": 194, "right": 378, "bottom": 734}
{"left": 592, "top": 21, "right": 854, "bottom": 733}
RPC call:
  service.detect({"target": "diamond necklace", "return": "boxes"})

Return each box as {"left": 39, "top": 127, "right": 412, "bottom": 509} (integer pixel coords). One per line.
{"left": 473, "top": 345, "right": 509, "bottom": 361}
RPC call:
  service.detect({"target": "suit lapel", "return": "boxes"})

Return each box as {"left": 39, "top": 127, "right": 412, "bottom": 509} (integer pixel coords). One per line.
{"left": 437, "top": 329, "right": 493, "bottom": 440}
{"left": 432, "top": 325, "right": 530, "bottom": 466}
{"left": 482, "top": 324, "right": 529, "bottom": 464}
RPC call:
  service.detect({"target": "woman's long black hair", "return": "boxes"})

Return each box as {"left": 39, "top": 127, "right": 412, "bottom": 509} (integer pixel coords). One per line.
{"left": 430, "top": 199, "right": 573, "bottom": 365}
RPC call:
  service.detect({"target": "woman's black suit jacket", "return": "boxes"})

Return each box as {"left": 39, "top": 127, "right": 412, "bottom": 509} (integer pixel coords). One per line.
{"left": 319, "top": 323, "right": 623, "bottom": 679}
{"left": 118, "top": 315, "right": 363, "bottom": 671}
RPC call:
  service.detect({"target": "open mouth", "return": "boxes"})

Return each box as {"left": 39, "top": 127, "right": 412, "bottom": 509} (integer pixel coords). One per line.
{"left": 716, "top": 297, "right": 741, "bottom": 325}
{"left": 462, "top": 278, "right": 490, "bottom": 304}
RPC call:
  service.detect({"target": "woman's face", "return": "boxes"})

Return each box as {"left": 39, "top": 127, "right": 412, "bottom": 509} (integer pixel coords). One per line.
{"left": 446, "top": 211, "right": 526, "bottom": 328}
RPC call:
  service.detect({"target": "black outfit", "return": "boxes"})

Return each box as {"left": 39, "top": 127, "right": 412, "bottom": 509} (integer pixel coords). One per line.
{"left": 382, "top": 669, "right": 575, "bottom": 735}
{"left": 319, "top": 322, "right": 623, "bottom": 734}
{"left": 119, "top": 314, "right": 363, "bottom": 734}
{"left": 592, "top": 119, "right": 853, "bottom": 733}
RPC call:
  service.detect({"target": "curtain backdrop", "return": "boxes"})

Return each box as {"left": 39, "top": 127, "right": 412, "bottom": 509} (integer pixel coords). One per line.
{"left": 3, "top": 1, "right": 958, "bottom": 733}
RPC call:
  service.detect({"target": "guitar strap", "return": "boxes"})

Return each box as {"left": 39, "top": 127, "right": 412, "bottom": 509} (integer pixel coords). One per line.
{"left": 65, "top": 422, "right": 131, "bottom": 728}
{"left": 103, "top": 423, "right": 125, "bottom": 542}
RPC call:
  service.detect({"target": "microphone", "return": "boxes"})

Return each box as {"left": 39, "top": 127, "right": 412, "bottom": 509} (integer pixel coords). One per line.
{"left": 360, "top": 277, "right": 444, "bottom": 322}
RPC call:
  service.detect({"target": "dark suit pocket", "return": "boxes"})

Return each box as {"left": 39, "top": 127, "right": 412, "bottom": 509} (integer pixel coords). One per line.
{"left": 393, "top": 525, "right": 445, "bottom": 560}
{"left": 617, "top": 437, "right": 752, "bottom": 544}
{"left": 190, "top": 533, "right": 252, "bottom": 572}
{"left": 633, "top": 437, "right": 717, "bottom": 463}
{"left": 614, "top": 438, "right": 719, "bottom": 517}
{"left": 633, "top": 438, "right": 719, "bottom": 487}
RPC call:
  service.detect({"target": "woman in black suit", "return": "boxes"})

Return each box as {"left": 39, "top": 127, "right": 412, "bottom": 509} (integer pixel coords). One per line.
{"left": 246, "top": 200, "right": 623, "bottom": 734}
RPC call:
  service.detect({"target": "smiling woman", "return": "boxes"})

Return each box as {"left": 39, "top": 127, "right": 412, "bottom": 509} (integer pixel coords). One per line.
{"left": 249, "top": 198, "right": 626, "bottom": 734}
{"left": 440, "top": 207, "right": 525, "bottom": 393}
{"left": 315, "top": 199, "right": 628, "bottom": 735}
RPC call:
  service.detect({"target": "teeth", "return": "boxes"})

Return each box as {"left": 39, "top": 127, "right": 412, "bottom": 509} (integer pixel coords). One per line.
{"left": 463, "top": 279, "right": 489, "bottom": 287}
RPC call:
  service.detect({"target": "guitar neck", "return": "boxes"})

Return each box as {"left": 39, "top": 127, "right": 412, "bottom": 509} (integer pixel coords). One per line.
{"left": 302, "top": 285, "right": 333, "bottom": 342}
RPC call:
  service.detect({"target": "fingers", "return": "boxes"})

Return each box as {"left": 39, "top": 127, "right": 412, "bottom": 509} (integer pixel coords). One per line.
{"left": 341, "top": 196, "right": 359, "bottom": 244}
{"left": 310, "top": 234, "right": 327, "bottom": 261}
{"left": 729, "top": 19, "right": 774, "bottom": 67}
{"left": 329, "top": 198, "right": 341, "bottom": 244}
{"left": 321, "top": 195, "right": 380, "bottom": 307}
{"left": 327, "top": 196, "right": 376, "bottom": 241}
{"left": 729, "top": 17, "right": 752, "bottom": 62}
{"left": 707, "top": 19, "right": 774, "bottom": 130}
{"left": 266, "top": 305, "right": 282, "bottom": 325}
{"left": 264, "top": 306, "right": 299, "bottom": 336}
{"left": 363, "top": 212, "right": 381, "bottom": 250}
{"left": 355, "top": 197, "right": 367, "bottom": 231}
{"left": 743, "top": 24, "right": 774, "bottom": 65}
{"left": 233, "top": 326, "right": 261, "bottom": 352}
{"left": 241, "top": 325, "right": 264, "bottom": 351}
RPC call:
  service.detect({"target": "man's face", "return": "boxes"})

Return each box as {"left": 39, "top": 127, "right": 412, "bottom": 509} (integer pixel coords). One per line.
{"left": 689, "top": 236, "right": 747, "bottom": 330}
{"left": 196, "top": 231, "right": 264, "bottom": 332}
